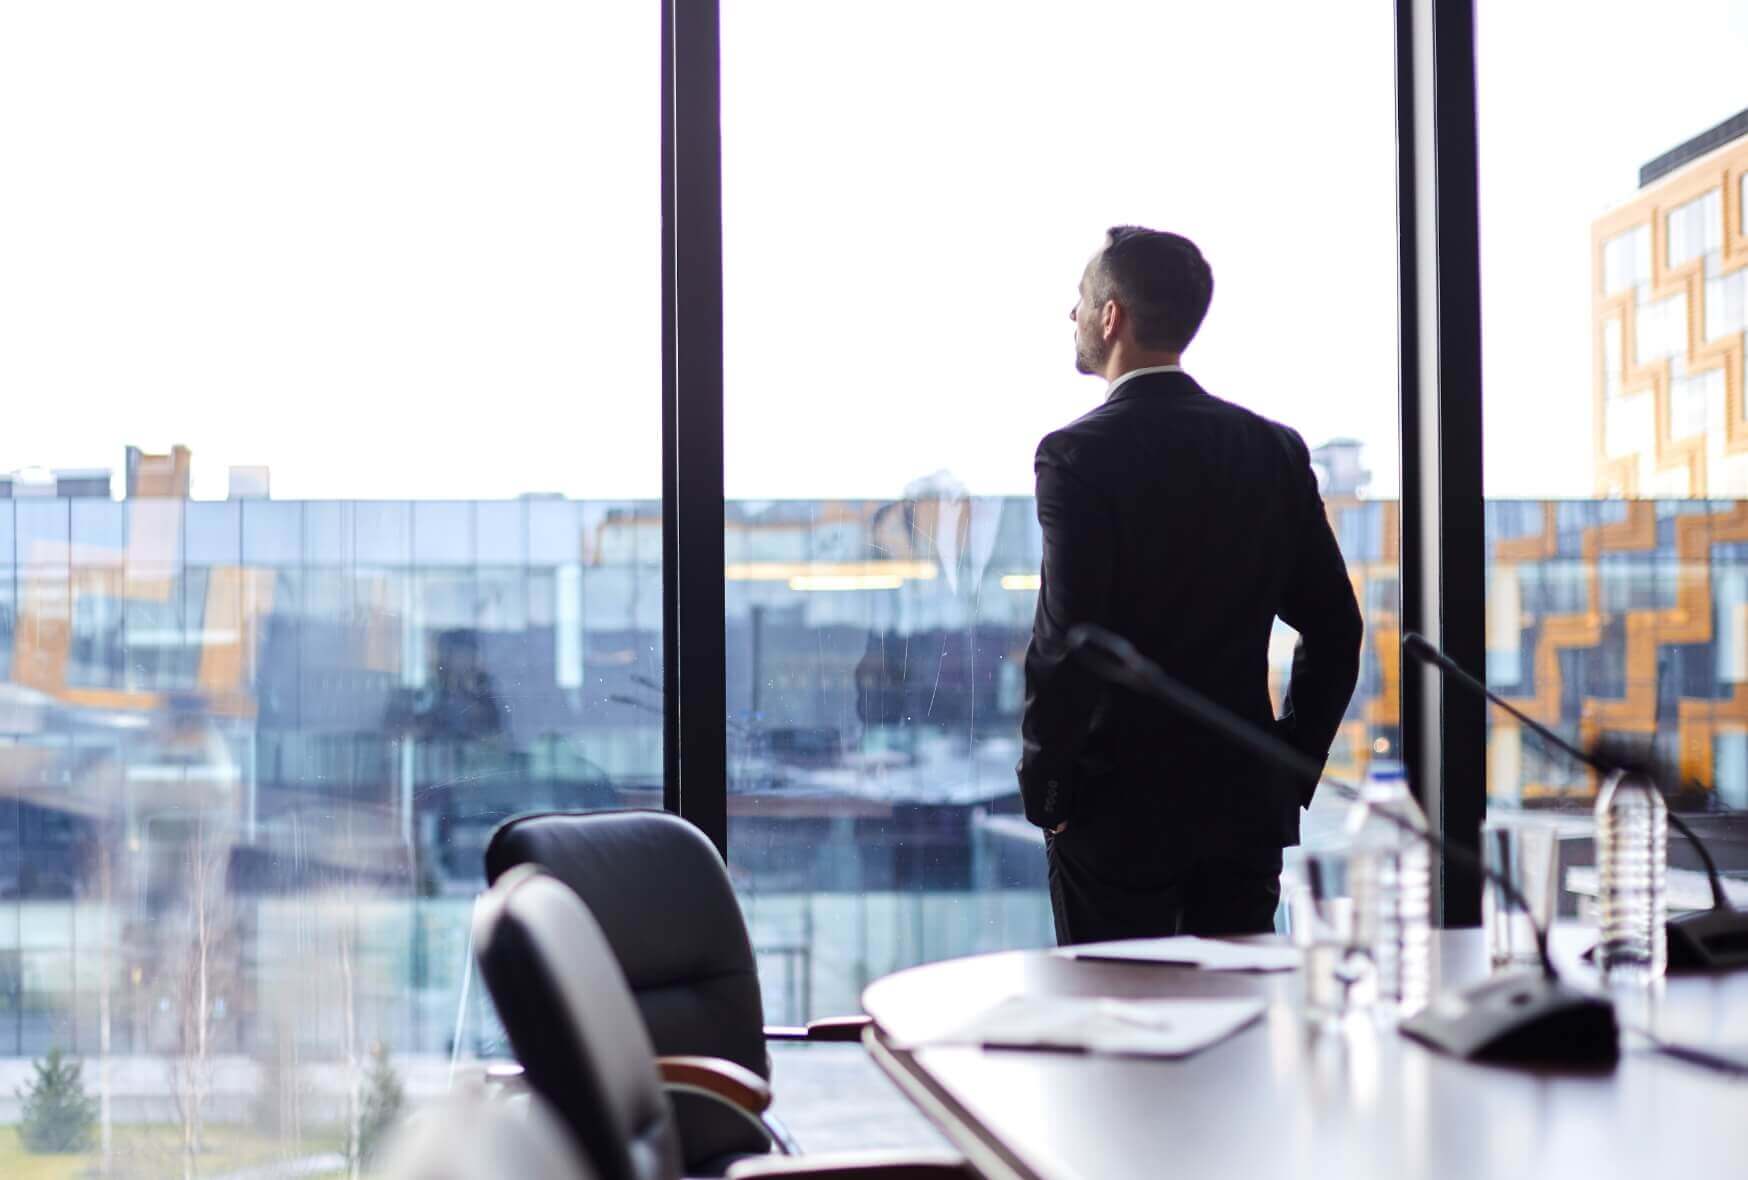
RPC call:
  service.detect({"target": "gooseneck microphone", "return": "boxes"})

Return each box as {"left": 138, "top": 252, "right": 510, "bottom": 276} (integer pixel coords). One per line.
{"left": 1067, "top": 623, "right": 1619, "bottom": 1067}
{"left": 1069, "top": 624, "right": 1557, "bottom": 975}
{"left": 1402, "top": 632, "right": 1748, "bottom": 972}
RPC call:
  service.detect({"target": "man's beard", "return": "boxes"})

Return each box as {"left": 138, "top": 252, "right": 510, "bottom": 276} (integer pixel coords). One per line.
{"left": 1074, "top": 329, "right": 1107, "bottom": 376}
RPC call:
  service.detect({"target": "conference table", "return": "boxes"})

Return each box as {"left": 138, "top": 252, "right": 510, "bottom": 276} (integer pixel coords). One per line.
{"left": 860, "top": 930, "right": 1748, "bottom": 1179}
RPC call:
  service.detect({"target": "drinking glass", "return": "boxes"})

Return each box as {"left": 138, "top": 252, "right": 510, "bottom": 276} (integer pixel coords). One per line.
{"left": 1481, "top": 818, "right": 1560, "bottom": 970}
{"left": 1287, "top": 849, "right": 1377, "bottom": 1020}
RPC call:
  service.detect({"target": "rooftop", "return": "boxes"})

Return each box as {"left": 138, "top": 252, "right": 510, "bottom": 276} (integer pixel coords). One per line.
{"left": 1641, "top": 106, "right": 1748, "bottom": 187}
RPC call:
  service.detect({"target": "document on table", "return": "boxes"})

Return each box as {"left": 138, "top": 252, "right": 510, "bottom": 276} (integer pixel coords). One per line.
{"left": 1053, "top": 935, "right": 1301, "bottom": 972}
{"left": 1566, "top": 865, "right": 1748, "bottom": 913}
{"left": 932, "top": 995, "right": 1266, "bottom": 1059}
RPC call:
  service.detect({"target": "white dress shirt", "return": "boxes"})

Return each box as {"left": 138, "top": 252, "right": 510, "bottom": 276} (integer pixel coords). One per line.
{"left": 1105, "top": 363, "right": 1185, "bottom": 400}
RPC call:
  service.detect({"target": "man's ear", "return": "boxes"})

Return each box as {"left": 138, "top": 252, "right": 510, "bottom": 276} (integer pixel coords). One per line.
{"left": 1100, "top": 299, "right": 1122, "bottom": 342}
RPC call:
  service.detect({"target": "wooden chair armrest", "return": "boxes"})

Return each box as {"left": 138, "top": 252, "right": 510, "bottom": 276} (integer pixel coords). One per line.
{"left": 656, "top": 1055, "right": 773, "bottom": 1114}
{"left": 763, "top": 1015, "right": 873, "bottom": 1043}
{"left": 726, "top": 1150, "right": 970, "bottom": 1179}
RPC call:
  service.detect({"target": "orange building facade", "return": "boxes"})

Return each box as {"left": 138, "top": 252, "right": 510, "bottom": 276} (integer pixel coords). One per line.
{"left": 1594, "top": 123, "right": 1748, "bottom": 496}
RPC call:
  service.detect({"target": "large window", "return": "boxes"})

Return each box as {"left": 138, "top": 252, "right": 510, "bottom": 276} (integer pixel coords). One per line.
{"left": 0, "top": 4, "right": 656, "bottom": 1173}
{"left": 721, "top": 0, "right": 1400, "bottom": 1021}
{"left": 1477, "top": 2, "right": 1748, "bottom": 848}
{"left": 0, "top": 1, "right": 1595, "bottom": 1168}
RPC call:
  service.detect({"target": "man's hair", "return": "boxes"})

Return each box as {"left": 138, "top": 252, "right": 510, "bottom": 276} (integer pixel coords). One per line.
{"left": 1086, "top": 226, "right": 1214, "bottom": 352}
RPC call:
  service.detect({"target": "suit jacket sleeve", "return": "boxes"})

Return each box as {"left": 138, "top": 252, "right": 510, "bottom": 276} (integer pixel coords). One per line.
{"left": 1274, "top": 430, "right": 1364, "bottom": 806}
{"left": 1017, "top": 437, "right": 1116, "bottom": 829}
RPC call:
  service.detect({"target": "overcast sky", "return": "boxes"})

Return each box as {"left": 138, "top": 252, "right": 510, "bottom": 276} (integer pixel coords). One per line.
{"left": 2, "top": 2, "right": 1746, "bottom": 502}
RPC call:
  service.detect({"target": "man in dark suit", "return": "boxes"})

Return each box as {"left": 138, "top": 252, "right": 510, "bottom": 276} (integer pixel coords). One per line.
{"left": 1019, "top": 226, "right": 1363, "bottom": 944}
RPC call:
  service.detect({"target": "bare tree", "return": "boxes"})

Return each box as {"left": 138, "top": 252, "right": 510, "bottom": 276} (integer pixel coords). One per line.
{"left": 169, "top": 817, "right": 238, "bottom": 1180}
{"left": 253, "top": 1013, "right": 306, "bottom": 1162}
{"left": 96, "top": 836, "right": 114, "bottom": 1178}
{"left": 339, "top": 893, "right": 363, "bottom": 1180}
{"left": 329, "top": 814, "right": 400, "bottom": 1180}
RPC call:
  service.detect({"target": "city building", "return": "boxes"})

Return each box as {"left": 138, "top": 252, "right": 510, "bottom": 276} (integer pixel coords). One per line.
{"left": 3, "top": 481, "right": 1745, "bottom": 1066}
{"left": 228, "top": 466, "right": 272, "bottom": 500}
{"left": 125, "top": 445, "right": 193, "bottom": 499}
{"left": 0, "top": 468, "right": 112, "bottom": 499}
{"left": 1594, "top": 108, "right": 1748, "bottom": 496}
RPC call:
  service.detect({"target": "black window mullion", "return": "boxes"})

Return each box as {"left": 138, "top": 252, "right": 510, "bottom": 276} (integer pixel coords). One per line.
{"left": 1397, "top": 0, "right": 1486, "bottom": 926}
{"left": 662, "top": 0, "right": 729, "bottom": 856}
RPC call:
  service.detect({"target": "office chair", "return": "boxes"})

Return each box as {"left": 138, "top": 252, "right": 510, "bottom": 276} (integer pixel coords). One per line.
{"left": 376, "top": 1087, "right": 596, "bottom": 1180}
{"left": 474, "top": 864, "right": 969, "bottom": 1180}
{"left": 485, "top": 810, "right": 868, "bottom": 1172}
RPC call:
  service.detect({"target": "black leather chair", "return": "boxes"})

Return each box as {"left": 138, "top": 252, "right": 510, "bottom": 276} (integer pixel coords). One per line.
{"left": 485, "top": 810, "right": 868, "bottom": 1173}
{"left": 474, "top": 864, "right": 969, "bottom": 1180}
{"left": 474, "top": 864, "right": 684, "bottom": 1180}
{"left": 377, "top": 1088, "right": 596, "bottom": 1180}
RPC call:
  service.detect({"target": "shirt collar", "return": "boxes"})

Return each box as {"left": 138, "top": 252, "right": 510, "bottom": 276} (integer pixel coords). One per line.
{"left": 1105, "top": 363, "right": 1185, "bottom": 401}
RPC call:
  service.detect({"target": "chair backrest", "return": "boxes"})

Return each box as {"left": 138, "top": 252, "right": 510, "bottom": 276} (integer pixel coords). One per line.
{"left": 485, "top": 810, "right": 770, "bottom": 1170}
{"left": 376, "top": 1089, "right": 597, "bottom": 1180}
{"left": 474, "top": 864, "right": 682, "bottom": 1180}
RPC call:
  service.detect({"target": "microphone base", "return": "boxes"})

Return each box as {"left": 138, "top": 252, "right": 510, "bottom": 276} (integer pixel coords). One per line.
{"left": 1669, "top": 907, "right": 1748, "bottom": 971}
{"left": 1399, "top": 972, "right": 1619, "bottom": 1067}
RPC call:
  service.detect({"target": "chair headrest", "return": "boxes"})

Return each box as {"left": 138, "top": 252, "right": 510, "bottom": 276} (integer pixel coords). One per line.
{"left": 485, "top": 810, "right": 756, "bottom": 991}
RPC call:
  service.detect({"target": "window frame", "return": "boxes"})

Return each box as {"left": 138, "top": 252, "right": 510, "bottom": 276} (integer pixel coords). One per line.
{"left": 664, "top": 0, "right": 1489, "bottom": 924}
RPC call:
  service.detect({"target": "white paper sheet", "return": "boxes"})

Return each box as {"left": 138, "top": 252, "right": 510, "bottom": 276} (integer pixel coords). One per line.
{"left": 1053, "top": 935, "right": 1302, "bottom": 972}
{"left": 1566, "top": 865, "right": 1748, "bottom": 913}
{"left": 933, "top": 995, "right": 1266, "bottom": 1058}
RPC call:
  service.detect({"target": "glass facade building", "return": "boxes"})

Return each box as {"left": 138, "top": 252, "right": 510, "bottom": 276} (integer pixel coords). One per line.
{"left": 4, "top": 487, "right": 1743, "bottom": 1075}
{"left": 1595, "top": 114, "right": 1748, "bottom": 496}
{"left": 0, "top": 497, "right": 665, "bottom": 1080}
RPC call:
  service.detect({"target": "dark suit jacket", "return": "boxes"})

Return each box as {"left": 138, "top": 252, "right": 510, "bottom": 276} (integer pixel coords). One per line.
{"left": 1017, "top": 370, "right": 1363, "bottom": 853}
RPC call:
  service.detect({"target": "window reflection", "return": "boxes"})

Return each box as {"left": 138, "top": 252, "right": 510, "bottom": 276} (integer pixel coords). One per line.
{"left": 0, "top": 495, "right": 662, "bottom": 1162}
{"left": 24, "top": 484, "right": 1748, "bottom": 1088}
{"left": 722, "top": 489, "right": 1404, "bottom": 1022}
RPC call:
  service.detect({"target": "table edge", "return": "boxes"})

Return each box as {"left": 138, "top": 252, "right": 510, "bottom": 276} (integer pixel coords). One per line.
{"left": 862, "top": 1024, "right": 1041, "bottom": 1180}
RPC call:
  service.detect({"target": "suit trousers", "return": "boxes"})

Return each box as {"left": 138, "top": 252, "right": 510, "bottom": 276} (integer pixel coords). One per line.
{"left": 1045, "top": 827, "right": 1284, "bottom": 945}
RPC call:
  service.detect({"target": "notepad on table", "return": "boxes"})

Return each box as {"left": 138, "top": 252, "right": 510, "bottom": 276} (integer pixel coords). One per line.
{"left": 1054, "top": 935, "right": 1301, "bottom": 972}
{"left": 933, "top": 995, "right": 1266, "bottom": 1058}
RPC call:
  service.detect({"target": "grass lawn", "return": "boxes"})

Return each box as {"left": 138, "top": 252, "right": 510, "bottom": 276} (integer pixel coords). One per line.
{"left": 0, "top": 1123, "right": 347, "bottom": 1179}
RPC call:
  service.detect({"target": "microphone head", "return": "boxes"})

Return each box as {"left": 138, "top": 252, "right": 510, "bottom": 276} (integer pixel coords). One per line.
{"left": 1066, "top": 624, "right": 1153, "bottom": 692}
{"left": 1401, "top": 633, "right": 1456, "bottom": 674}
{"left": 1586, "top": 734, "right": 1678, "bottom": 790}
{"left": 1067, "top": 622, "right": 1136, "bottom": 658}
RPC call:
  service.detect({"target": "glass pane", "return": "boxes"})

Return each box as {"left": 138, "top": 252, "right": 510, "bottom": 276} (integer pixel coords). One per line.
{"left": 724, "top": 1, "right": 1398, "bottom": 1021}
{"left": 0, "top": 4, "right": 657, "bottom": 1172}
{"left": 1478, "top": 0, "right": 1748, "bottom": 869}
{"left": 1603, "top": 224, "right": 1653, "bottom": 294}
{"left": 1667, "top": 188, "right": 1723, "bottom": 269}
